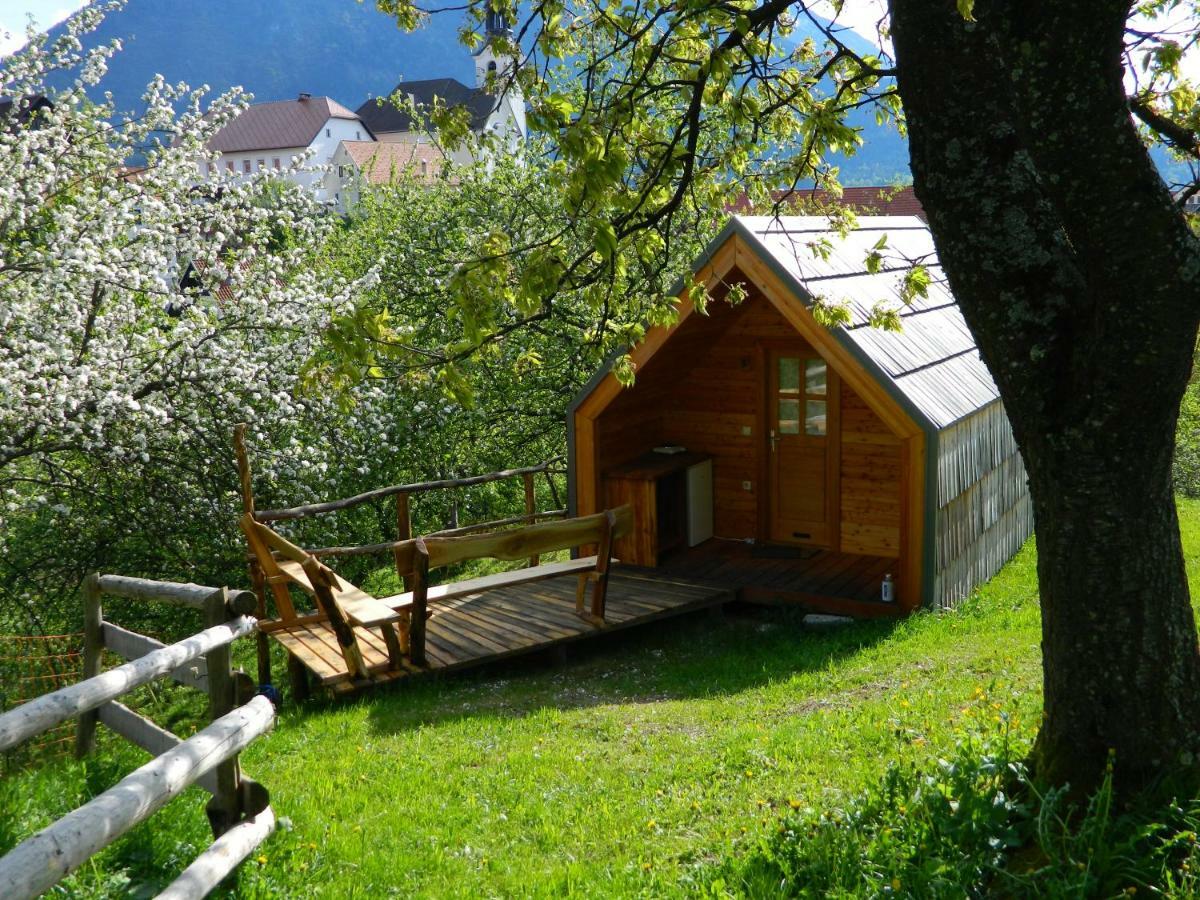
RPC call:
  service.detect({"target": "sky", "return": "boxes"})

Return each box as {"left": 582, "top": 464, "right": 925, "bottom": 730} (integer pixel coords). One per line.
{"left": 0, "top": 0, "right": 86, "bottom": 56}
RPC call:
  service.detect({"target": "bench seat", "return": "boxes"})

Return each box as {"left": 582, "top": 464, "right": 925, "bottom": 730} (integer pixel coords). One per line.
{"left": 382, "top": 556, "right": 600, "bottom": 610}
{"left": 274, "top": 559, "right": 408, "bottom": 628}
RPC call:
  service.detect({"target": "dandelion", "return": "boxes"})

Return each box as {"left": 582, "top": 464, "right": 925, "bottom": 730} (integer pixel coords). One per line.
{"left": 256, "top": 855, "right": 268, "bottom": 866}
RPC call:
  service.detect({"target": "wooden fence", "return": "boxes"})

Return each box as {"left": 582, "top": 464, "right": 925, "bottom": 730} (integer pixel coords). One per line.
{"left": 0, "top": 574, "right": 276, "bottom": 900}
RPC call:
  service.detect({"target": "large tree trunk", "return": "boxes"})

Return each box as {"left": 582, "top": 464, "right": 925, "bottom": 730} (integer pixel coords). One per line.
{"left": 889, "top": 0, "right": 1200, "bottom": 794}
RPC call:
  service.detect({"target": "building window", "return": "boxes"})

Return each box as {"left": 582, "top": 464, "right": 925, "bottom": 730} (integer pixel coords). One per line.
{"left": 243, "top": 159, "right": 251, "bottom": 174}
{"left": 356, "top": 130, "right": 361, "bottom": 140}
{"left": 256, "top": 158, "right": 264, "bottom": 169}
{"left": 325, "top": 127, "right": 331, "bottom": 138}
{"left": 206, "top": 162, "right": 215, "bottom": 176}
{"left": 273, "top": 158, "right": 281, "bottom": 169}
{"left": 226, "top": 160, "right": 235, "bottom": 172}
{"left": 420, "top": 160, "right": 428, "bottom": 176}
{"left": 804, "top": 358, "right": 828, "bottom": 435}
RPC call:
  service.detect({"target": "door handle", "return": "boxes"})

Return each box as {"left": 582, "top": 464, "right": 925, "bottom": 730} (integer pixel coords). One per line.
{"left": 769, "top": 429, "right": 779, "bottom": 452}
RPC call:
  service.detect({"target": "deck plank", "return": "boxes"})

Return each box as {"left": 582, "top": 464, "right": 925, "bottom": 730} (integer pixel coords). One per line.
{"left": 264, "top": 569, "right": 732, "bottom": 695}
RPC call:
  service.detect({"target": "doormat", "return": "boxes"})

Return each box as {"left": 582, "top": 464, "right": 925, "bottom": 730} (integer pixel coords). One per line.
{"left": 751, "top": 545, "right": 820, "bottom": 560}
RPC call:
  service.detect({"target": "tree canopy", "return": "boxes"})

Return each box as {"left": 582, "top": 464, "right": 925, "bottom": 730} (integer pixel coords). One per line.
{"left": 368, "top": 0, "right": 1200, "bottom": 796}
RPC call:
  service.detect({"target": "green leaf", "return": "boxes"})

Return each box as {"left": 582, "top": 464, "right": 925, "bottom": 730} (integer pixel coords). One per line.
{"left": 593, "top": 219, "right": 618, "bottom": 260}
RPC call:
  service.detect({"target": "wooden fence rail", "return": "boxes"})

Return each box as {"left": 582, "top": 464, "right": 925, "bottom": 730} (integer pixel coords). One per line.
{"left": 0, "top": 574, "right": 276, "bottom": 900}
{"left": 253, "top": 459, "right": 564, "bottom": 522}
{"left": 0, "top": 616, "right": 256, "bottom": 754}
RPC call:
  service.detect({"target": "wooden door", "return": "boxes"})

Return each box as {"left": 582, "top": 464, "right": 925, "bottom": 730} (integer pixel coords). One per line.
{"left": 766, "top": 348, "right": 838, "bottom": 547}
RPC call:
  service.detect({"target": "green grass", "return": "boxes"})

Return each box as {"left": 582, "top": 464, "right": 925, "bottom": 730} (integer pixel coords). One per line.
{"left": 5, "top": 500, "right": 1200, "bottom": 897}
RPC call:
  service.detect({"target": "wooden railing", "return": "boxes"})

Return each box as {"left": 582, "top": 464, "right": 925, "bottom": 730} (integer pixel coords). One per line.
{"left": 0, "top": 574, "right": 276, "bottom": 900}
{"left": 236, "top": 424, "right": 564, "bottom": 578}
{"left": 233, "top": 424, "right": 567, "bottom": 684}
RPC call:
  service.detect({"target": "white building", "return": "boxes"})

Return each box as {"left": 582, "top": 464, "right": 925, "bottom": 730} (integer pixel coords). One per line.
{"left": 354, "top": 14, "right": 525, "bottom": 166}
{"left": 199, "top": 94, "right": 374, "bottom": 203}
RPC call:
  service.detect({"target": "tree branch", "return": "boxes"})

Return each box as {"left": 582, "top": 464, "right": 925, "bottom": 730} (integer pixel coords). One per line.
{"left": 1130, "top": 95, "right": 1200, "bottom": 161}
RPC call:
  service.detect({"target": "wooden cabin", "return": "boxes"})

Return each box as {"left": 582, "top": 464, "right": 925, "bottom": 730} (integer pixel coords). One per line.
{"left": 567, "top": 216, "right": 1033, "bottom": 614}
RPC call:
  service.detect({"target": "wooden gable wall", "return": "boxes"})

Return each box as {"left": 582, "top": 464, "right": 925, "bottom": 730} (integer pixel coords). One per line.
{"left": 642, "top": 290, "right": 905, "bottom": 555}
{"left": 840, "top": 386, "right": 903, "bottom": 558}
{"left": 573, "top": 232, "right": 926, "bottom": 608}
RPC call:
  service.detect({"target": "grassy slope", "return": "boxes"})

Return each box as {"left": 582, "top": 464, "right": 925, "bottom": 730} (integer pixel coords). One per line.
{"left": 5, "top": 500, "right": 1200, "bottom": 897}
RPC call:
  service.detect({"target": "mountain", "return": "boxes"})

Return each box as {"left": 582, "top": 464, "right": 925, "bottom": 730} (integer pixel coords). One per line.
{"left": 43, "top": 0, "right": 472, "bottom": 110}
{"left": 34, "top": 0, "right": 911, "bottom": 185}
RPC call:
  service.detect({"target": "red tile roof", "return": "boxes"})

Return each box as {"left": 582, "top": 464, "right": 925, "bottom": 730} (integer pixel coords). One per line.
{"left": 730, "top": 185, "right": 926, "bottom": 221}
{"left": 340, "top": 140, "right": 446, "bottom": 183}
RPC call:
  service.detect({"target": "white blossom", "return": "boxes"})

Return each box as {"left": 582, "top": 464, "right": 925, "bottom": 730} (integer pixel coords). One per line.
{"left": 0, "top": 4, "right": 405, "bottom": 547}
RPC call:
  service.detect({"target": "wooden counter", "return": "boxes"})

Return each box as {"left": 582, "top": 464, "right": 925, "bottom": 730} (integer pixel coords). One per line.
{"left": 604, "top": 451, "right": 712, "bottom": 566}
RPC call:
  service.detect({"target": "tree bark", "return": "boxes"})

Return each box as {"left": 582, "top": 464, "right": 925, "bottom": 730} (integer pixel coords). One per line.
{"left": 889, "top": 0, "right": 1200, "bottom": 794}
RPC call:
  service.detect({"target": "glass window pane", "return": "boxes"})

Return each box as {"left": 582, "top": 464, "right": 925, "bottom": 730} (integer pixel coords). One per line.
{"left": 805, "top": 400, "right": 827, "bottom": 435}
{"left": 805, "top": 359, "right": 827, "bottom": 396}
{"left": 778, "top": 357, "right": 800, "bottom": 394}
{"left": 779, "top": 399, "right": 801, "bottom": 434}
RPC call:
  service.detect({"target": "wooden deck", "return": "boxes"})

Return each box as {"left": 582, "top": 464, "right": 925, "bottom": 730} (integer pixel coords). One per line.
{"left": 639, "top": 540, "right": 903, "bottom": 617}
{"left": 273, "top": 569, "right": 734, "bottom": 694}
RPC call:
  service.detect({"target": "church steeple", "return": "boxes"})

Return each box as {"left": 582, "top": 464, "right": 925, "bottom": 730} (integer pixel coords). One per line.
{"left": 473, "top": 3, "right": 525, "bottom": 147}
{"left": 484, "top": 7, "right": 512, "bottom": 39}
{"left": 474, "top": 5, "right": 515, "bottom": 89}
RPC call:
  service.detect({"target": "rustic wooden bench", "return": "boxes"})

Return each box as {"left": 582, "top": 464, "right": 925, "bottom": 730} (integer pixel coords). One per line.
{"left": 238, "top": 506, "right": 632, "bottom": 693}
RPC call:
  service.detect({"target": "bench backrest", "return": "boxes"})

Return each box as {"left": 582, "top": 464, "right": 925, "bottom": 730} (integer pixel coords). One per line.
{"left": 418, "top": 506, "right": 633, "bottom": 572}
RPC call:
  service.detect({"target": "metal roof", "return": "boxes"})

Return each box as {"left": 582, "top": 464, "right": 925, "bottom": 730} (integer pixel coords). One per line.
{"left": 735, "top": 215, "right": 1000, "bottom": 430}
{"left": 355, "top": 78, "right": 496, "bottom": 135}
{"left": 207, "top": 96, "right": 365, "bottom": 153}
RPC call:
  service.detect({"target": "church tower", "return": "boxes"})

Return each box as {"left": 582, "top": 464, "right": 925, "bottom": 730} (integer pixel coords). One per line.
{"left": 473, "top": 7, "right": 525, "bottom": 147}
{"left": 474, "top": 9, "right": 515, "bottom": 88}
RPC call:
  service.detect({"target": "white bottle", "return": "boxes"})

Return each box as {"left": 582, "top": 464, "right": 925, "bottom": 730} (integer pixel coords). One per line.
{"left": 881, "top": 574, "right": 895, "bottom": 603}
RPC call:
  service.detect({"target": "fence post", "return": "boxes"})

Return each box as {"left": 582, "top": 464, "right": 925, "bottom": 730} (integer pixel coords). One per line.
{"left": 204, "top": 588, "right": 243, "bottom": 838}
{"left": 74, "top": 573, "right": 103, "bottom": 759}
{"left": 523, "top": 472, "right": 539, "bottom": 568}
{"left": 409, "top": 540, "right": 429, "bottom": 667}
{"left": 394, "top": 491, "right": 413, "bottom": 591}
{"left": 248, "top": 558, "right": 272, "bottom": 687}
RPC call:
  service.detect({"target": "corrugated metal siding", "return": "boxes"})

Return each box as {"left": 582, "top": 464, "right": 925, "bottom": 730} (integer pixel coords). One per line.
{"left": 932, "top": 402, "right": 1033, "bottom": 607}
